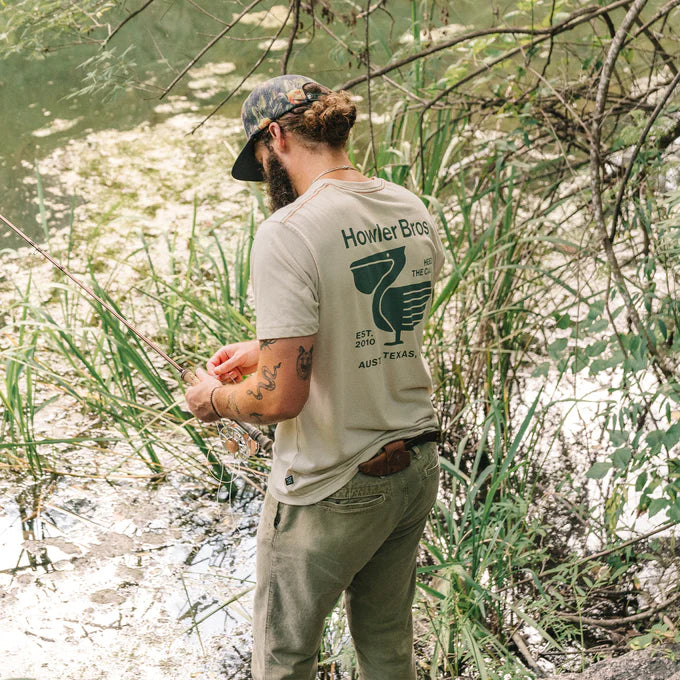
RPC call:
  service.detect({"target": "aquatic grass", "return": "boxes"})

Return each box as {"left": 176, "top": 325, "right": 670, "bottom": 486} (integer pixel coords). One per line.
{"left": 0, "top": 203, "right": 266, "bottom": 485}
{"left": 38, "top": 290, "right": 229, "bottom": 481}
{"left": 133, "top": 205, "right": 257, "bottom": 352}
{"left": 0, "top": 281, "right": 43, "bottom": 477}
{"left": 417, "top": 395, "right": 556, "bottom": 678}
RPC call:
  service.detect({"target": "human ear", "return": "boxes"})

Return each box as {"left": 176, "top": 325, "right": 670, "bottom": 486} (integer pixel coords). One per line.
{"left": 268, "top": 122, "right": 286, "bottom": 152}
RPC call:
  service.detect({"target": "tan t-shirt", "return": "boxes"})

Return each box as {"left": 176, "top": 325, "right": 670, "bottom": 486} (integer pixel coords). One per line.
{"left": 250, "top": 177, "right": 444, "bottom": 504}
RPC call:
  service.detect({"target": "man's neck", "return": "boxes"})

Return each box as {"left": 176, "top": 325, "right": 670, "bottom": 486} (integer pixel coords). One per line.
{"left": 288, "top": 148, "right": 370, "bottom": 196}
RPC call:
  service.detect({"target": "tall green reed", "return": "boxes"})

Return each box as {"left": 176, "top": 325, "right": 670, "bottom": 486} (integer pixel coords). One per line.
{"left": 0, "top": 186, "right": 262, "bottom": 486}
{"left": 419, "top": 396, "right": 555, "bottom": 678}
{"left": 0, "top": 278, "right": 43, "bottom": 476}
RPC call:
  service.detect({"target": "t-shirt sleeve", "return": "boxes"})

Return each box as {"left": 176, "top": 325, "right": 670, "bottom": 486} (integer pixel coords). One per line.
{"left": 429, "top": 214, "right": 446, "bottom": 280}
{"left": 250, "top": 219, "right": 320, "bottom": 339}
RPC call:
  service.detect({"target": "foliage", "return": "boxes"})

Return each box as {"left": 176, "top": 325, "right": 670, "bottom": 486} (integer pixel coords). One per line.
{"left": 0, "top": 0, "right": 116, "bottom": 53}
{"left": 0, "top": 190, "right": 263, "bottom": 487}
{"left": 2, "top": 0, "right": 680, "bottom": 678}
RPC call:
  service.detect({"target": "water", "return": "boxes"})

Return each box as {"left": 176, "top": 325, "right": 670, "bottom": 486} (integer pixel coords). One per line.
{"left": 0, "top": 0, "right": 511, "bottom": 248}
{"left": 0, "top": 473, "right": 260, "bottom": 679}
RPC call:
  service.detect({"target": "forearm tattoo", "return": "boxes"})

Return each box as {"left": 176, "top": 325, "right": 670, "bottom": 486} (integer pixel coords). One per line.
{"left": 247, "top": 363, "right": 282, "bottom": 401}
{"left": 260, "top": 339, "right": 277, "bottom": 350}
{"left": 296, "top": 346, "right": 313, "bottom": 380}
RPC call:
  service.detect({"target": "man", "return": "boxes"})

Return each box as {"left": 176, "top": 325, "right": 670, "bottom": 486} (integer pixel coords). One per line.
{"left": 185, "top": 74, "right": 444, "bottom": 680}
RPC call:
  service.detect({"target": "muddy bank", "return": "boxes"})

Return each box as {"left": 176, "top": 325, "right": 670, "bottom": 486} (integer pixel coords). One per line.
{"left": 544, "top": 644, "right": 680, "bottom": 680}
{"left": 0, "top": 471, "right": 259, "bottom": 680}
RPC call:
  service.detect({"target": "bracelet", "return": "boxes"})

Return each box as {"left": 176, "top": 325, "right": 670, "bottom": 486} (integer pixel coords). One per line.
{"left": 209, "top": 385, "right": 222, "bottom": 418}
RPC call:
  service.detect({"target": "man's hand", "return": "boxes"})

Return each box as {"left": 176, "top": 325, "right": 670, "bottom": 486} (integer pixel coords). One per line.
{"left": 185, "top": 368, "right": 224, "bottom": 423}
{"left": 207, "top": 340, "right": 259, "bottom": 382}
{"left": 188, "top": 335, "right": 316, "bottom": 426}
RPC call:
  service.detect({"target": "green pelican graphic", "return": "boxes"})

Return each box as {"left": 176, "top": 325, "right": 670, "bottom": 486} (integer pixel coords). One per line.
{"left": 350, "top": 246, "right": 432, "bottom": 346}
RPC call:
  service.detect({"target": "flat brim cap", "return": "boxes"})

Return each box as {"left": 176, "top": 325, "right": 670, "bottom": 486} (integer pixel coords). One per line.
{"left": 232, "top": 74, "right": 327, "bottom": 181}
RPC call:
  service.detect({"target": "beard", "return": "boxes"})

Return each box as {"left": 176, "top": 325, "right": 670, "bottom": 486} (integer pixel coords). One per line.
{"left": 263, "top": 151, "right": 297, "bottom": 212}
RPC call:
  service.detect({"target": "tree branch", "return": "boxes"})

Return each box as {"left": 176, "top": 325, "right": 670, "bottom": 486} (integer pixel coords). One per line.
{"left": 365, "top": 0, "right": 377, "bottom": 174}
{"left": 588, "top": 0, "right": 679, "bottom": 381}
{"left": 338, "top": 0, "right": 636, "bottom": 91}
{"left": 104, "top": 0, "right": 157, "bottom": 47}
{"left": 557, "top": 590, "right": 680, "bottom": 628}
{"left": 281, "top": 0, "right": 301, "bottom": 75}
{"left": 298, "top": 2, "right": 425, "bottom": 104}
{"left": 190, "top": 2, "right": 296, "bottom": 134}
{"left": 160, "top": 0, "right": 265, "bottom": 100}
{"left": 609, "top": 69, "right": 680, "bottom": 241}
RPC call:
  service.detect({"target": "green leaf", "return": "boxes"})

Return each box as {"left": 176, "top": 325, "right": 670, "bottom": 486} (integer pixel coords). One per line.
{"left": 548, "top": 338, "right": 568, "bottom": 360}
{"left": 587, "top": 461, "right": 612, "bottom": 479}
{"left": 555, "top": 313, "right": 571, "bottom": 329}
{"left": 586, "top": 340, "right": 608, "bottom": 358}
{"left": 588, "top": 300, "right": 605, "bottom": 320}
{"left": 630, "top": 633, "right": 655, "bottom": 650}
{"left": 532, "top": 362, "right": 550, "bottom": 377}
{"left": 646, "top": 430, "right": 665, "bottom": 450}
{"left": 589, "top": 318, "right": 610, "bottom": 333}
{"left": 609, "top": 430, "right": 629, "bottom": 446}
{"left": 663, "top": 422, "right": 680, "bottom": 450}
{"left": 572, "top": 346, "right": 589, "bottom": 373}
{"left": 611, "top": 447, "right": 631, "bottom": 470}
{"left": 648, "top": 498, "right": 669, "bottom": 517}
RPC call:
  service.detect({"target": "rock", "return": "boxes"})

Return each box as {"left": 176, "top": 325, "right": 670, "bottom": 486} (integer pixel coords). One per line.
{"left": 545, "top": 644, "right": 680, "bottom": 680}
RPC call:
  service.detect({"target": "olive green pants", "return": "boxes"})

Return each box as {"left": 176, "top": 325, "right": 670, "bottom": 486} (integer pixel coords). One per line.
{"left": 251, "top": 442, "right": 439, "bottom": 680}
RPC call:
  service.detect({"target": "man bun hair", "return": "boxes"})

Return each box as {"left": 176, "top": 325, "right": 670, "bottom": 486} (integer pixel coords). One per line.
{"left": 279, "top": 87, "right": 357, "bottom": 149}
{"left": 302, "top": 90, "right": 357, "bottom": 146}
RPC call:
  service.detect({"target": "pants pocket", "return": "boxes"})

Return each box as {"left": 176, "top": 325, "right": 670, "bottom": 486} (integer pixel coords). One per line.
{"left": 414, "top": 442, "right": 440, "bottom": 479}
{"left": 317, "top": 492, "right": 386, "bottom": 514}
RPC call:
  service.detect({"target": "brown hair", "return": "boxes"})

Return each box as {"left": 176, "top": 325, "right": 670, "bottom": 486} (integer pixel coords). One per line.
{"left": 270, "top": 85, "right": 357, "bottom": 149}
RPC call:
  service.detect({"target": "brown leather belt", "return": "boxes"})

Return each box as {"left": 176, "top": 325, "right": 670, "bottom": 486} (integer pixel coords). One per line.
{"left": 358, "top": 431, "right": 439, "bottom": 477}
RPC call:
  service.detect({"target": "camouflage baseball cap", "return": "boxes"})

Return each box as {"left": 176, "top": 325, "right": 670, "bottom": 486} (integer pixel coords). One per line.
{"left": 231, "top": 74, "right": 328, "bottom": 182}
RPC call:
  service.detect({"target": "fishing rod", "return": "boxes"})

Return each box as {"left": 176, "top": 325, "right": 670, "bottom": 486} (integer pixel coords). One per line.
{"left": 0, "top": 213, "right": 273, "bottom": 455}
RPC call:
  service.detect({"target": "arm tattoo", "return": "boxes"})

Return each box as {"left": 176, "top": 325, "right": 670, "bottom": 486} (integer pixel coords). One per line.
{"left": 247, "top": 362, "right": 282, "bottom": 400}
{"left": 259, "top": 339, "right": 278, "bottom": 350}
{"left": 226, "top": 390, "right": 241, "bottom": 416}
{"left": 296, "top": 346, "right": 313, "bottom": 380}
{"left": 249, "top": 412, "right": 263, "bottom": 423}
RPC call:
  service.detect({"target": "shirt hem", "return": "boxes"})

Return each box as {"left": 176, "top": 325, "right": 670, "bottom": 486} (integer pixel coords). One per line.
{"left": 267, "top": 420, "right": 440, "bottom": 506}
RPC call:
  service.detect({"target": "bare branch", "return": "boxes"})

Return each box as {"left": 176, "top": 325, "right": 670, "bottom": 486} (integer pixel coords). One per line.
{"left": 365, "top": 0, "right": 377, "bottom": 174}
{"left": 104, "top": 0, "right": 157, "bottom": 47}
{"left": 356, "top": 0, "right": 386, "bottom": 20}
{"left": 338, "top": 0, "right": 636, "bottom": 91}
{"left": 300, "top": 1, "right": 427, "bottom": 103}
{"left": 588, "top": 0, "right": 678, "bottom": 380}
{"left": 281, "top": 0, "right": 301, "bottom": 75}
{"left": 190, "top": 2, "right": 296, "bottom": 134}
{"left": 184, "top": 0, "right": 230, "bottom": 26}
{"left": 631, "top": 0, "right": 680, "bottom": 76}
{"left": 631, "top": 0, "right": 680, "bottom": 40}
{"left": 609, "top": 69, "right": 680, "bottom": 241}
{"left": 557, "top": 590, "right": 680, "bottom": 627}
{"left": 160, "top": 0, "right": 265, "bottom": 100}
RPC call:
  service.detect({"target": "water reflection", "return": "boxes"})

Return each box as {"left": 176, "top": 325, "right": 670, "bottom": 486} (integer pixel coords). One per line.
{"left": 0, "top": 479, "right": 63, "bottom": 576}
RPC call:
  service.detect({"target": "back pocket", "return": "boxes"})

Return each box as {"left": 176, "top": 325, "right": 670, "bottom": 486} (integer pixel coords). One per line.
{"left": 318, "top": 493, "right": 386, "bottom": 514}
